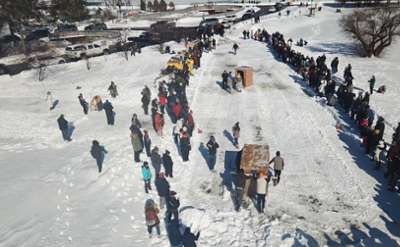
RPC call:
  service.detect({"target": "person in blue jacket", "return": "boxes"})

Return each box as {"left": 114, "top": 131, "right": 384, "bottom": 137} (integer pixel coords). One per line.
{"left": 141, "top": 162, "right": 152, "bottom": 193}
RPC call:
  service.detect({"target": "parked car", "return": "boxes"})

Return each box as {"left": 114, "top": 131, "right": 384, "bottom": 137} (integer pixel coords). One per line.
{"left": 0, "top": 64, "right": 9, "bottom": 75}
{"left": 0, "top": 34, "right": 21, "bottom": 44}
{"left": 56, "top": 24, "right": 78, "bottom": 32}
{"left": 84, "top": 23, "right": 107, "bottom": 31}
{"left": 64, "top": 42, "right": 109, "bottom": 59}
{"left": 198, "top": 18, "right": 220, "bottom": 33}
{"left": 223, "top": 15, "right": 237, "bottom": 23}
{"left": 25, "top": 29, "right": 50, "bottom": 42}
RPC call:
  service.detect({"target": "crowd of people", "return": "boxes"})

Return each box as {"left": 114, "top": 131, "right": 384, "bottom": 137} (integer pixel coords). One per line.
{"left": 251, "top": 29, "right": 400, "bottom": 192}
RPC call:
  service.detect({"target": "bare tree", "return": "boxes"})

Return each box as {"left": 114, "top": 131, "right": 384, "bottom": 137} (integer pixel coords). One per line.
{"left": 342, "top": 7, "right": 400, "bottom": 57}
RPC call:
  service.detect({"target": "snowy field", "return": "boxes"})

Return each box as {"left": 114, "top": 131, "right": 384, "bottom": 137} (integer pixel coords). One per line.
{"left": 1, "top": 4, "right": 400, "bottom": 247}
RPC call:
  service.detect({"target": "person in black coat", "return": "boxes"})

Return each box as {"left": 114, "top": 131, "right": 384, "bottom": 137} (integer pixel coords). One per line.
{"left": 162, "top": 150, "right": 174, "bottom": 178}
{"left": 221, "top": 70, "right": 229, "bottom": 90}
{"left": 57, "top": 114, "right": 71, "bottom": 141}
{"left": 78, "top": 93, "right": 88, "bottom": 115}
{"left": 232, "top": 169, "right": 246, "bottom": 211}
{"left": 90, "top": 140, "right": 107, "bottom": 173}
{"left": 182, "top": 227, "right": 200, "bottom": 247}
{"left": 374, "top": 117, "right": 385, "bottom": 141}
{"left": 206, "top": 135, "right": 219, "bottom": 170}
{"left": 155, "top": 173, "right": 170, "bottom": 209}
{"left": 180, "top": 131, "right": 191, "bottom": 162}
{"left": 103, "top": 100, "right": 115, "bottom": 125}
{"left": 166, "top": 191, "right": 180, "bottom": 222}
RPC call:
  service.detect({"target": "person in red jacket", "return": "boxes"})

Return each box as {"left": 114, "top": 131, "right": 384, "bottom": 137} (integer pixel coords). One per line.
{"left": 159, "top": 93, "right": 168, "bottom": 115}
{"left": 172, "top": 101, "right": 182, "bottom": 123}
{"left": 154, "top": 112, "right": 165, "bottom": 136}
{"left": 185, "top": 110, "right": 195, "bottom": 137}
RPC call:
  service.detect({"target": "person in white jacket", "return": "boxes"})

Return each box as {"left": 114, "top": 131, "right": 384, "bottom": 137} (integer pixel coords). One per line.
{"left": 256, "top": 170, "right": 269, "bottom": 213}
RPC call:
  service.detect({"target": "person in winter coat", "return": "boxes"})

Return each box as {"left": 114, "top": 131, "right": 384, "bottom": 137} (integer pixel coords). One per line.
{"left": 143, "top": 130, "right": 152, "bottom": 157}
{"left": 182, "top": 227, "right": 200, "bottom": 247}
{"left": 57, "top": 114, "right": 72, "bottom": 141}
{"left": 369, "top": 75, "right": 376, "bottom": 95}
{"left": 222, "top": 70, "right": 229, "bottom": 90}
{"left": 166, "top": 217, "right": 183, "bottom": 246}
{"left": 142, "top": 162, "right": 152, "bottom": 193}
{"left": 78, "top": 93, "right": 88, "bottom": 115}
{"left": 141, "top": 86, "right": 151, "bottom": 115}
{"left": 374, "top": 141, "right": 386, "bottom": 170}
{"left": 144, "top": 199, "right": 161, "bottom": 238}
{"left": 108, "top": 81, "right": 118, "bottom": 98}
{"left": 256, "top": 170, "right": 269, "bottom": 213}
{"left": 206, "top": 135, "right": 219, "bottom": 170}
{"left": 374, "top": 117, "right": 385, "bottom": 141}
{"left": 90, "top": 140, "right": 107, "bottom": 173}
{"left": 103, "top": 100, "right": 115, "bottom": 125}
{"left": 185, "top": 110, "right": 195, "bottom": 137}
{"left": 130, "top": 128, "right": 143, "bottom": 162}
{"left": 46, "top": 91, "right": 54, "bottom": 110}
{"left": 159, "top": 93, "right": 168, "bottom": 115}
{"left": 151, "top": 146, "right": 162, "bottom": 176}
{"left": 232, "top": 122, "right": 240, "bottom": 148}
{"left": 269, "top": 151, "right": 285, "bottom": 184}
{"left": 162, "top": 150, "right": 174, "bottom": 177}
{"left": 232, "top": 43, "right": 239, "bottom": 55}
{"left": 173, "top": 101, "right": 182, "bottom": 124}
{"left": 331, "top": 57, "right": 339, "bottom": 74}
{"left": 180, "top": 130, "right": 191, "bottom": 162}
{"left": 232, "top": 169, "right": 246, "bottom": 211}
{"left": 393, "top": 122, "right": 400, "bottom": 144}
{"left": 154, "top": 112, "right": 165, "bottom": 136}
{"left": 166, "top": 191, "right": 180, "bottom": 222}
{"left": 155, "top": 172, "right": 170, "bottom": 209}
{"left": 131, "top": 113, "right": 142, "bottom": 130}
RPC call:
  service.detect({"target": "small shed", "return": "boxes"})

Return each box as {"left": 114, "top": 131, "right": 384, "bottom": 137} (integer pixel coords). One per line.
{"left": 235, "top": 66, "right": 253, "bottom": 88}
{"left": 240, "top": 144, "right": 270, "bottom": 174}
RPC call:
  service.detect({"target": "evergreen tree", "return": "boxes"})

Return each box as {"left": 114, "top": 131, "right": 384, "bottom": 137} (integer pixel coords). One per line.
{"left": 153, "top": 0, "right": 160, "bottom": 12}
{"left": 0, "top": 0, "right": 41, "bottom": 34}
{"left": 147, "top": 1, "right": 153, "bottom": 11}
{"left": 140, "top": 0, "right": 146, "bottom": 11}
{"left": 50, "top": 0, "right": 89, "bottom": 22}
{"left": 159, "top": 0, "right": 167, "bottom": 11}
{"left": 168, "top": 1, "right": 175, "bottom": 11}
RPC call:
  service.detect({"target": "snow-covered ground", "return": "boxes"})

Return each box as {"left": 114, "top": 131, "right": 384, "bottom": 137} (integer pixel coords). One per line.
{"left": 1, "top": 4, "right": 400, "bottom": 247}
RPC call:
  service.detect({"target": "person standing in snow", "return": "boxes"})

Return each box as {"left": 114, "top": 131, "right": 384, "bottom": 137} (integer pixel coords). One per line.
{"left": 108, "top": 81, "right": 118, "bottom": 98}
{"left": 155, "top": 172, "right": 170, "bottom": 209}
{"left": 232, "top": 122, "right": 240, "bottom": 148}
{"left": 141, "top": 86, "right": 151, "bottom": 115}
{"left": 232, "top": 169, "right": 246, "bottom": 211}
{"left": 151, "top": 146, "right": 162, "bottom": 176}
{"left": 162, "top": 150, "right": 174, "bottom": 178}
{"left": 130, "top": 127, "right": 143, "bottom": 163}
{"left": 172, "top": 100, "right": 182, "bottom": 124}
{"left": 166, "top": 191, "right": 180, "bottom": 222}
{"left": 78, "top": 93, "right": 88, "bottom": 115}
{"left": 90, "top": 140, "right": 107, "bottom": 173}
{"left": 141, "top": 162, "right": 152, "bottom": 193}
{"left": 154, "top": 112, "right": 165, "bottom": 136}
{"left": 103, "top": 100, "right": 115, "bottom": 125}
{"left": 330, "top": 57, "right": 339, "bottom": 74}
{"left": 185, "top": 110, "right": 195, "bottom": 137}
{"left": 159, "top": 93, "right": 168, "bottom": 115}
{"left": 269, "top": 151, "right": 285, "bottom": 185}
{"left": 222, "top": 70, "right": 229, "bottom": 90}
{"left": 182, "top": 227, "right": 200, "bottom": 247}
{"left": 130, "top": 113, "right": 142, "bottom": 130}
{"left": 46, "top": 91, "right": 54, "bottom": 110}
{"left": 369, "top": 75, "right": 376, "bottom": 95}
{"left": 374, "top": 116, "right": 385, "bottom": 141}
{"left": 57, "top": 114, "right": 72, "bottom": 141}
{"left": 143, "top": 130, "right": 152, "bottom": 157}
{"left": 232, "top": 43, "right": 239, "bottom": 55}
{"left": 206, "top": 135, "right": 219, "bottom": 170}
{"left": 180, "top": 129, "right": 191, "bottom": 162}
{"left": 256, "top": 170, "right": 269, "bottom": 213}
{"left": 144, "top": 199, "right": 161, "bottom": 238}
